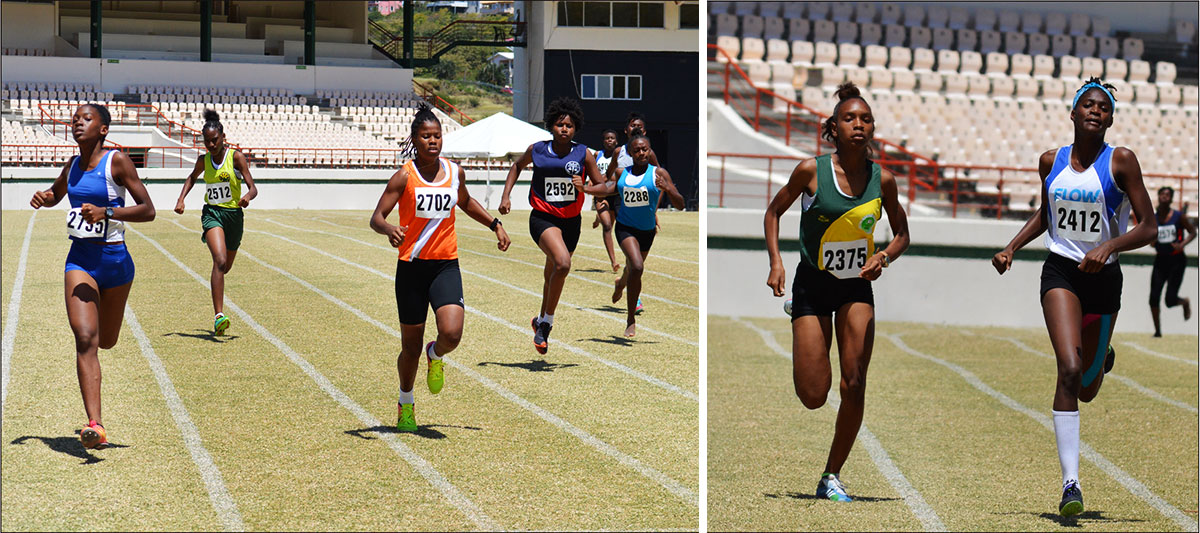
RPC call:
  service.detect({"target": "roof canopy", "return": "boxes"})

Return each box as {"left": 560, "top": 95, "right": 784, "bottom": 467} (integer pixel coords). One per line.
{"left": 441, "top": 112, "right": 550, "bottom": 158}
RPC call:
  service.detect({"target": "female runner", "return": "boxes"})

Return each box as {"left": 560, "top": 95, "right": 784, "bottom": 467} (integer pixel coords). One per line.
{"left": 30, "top": 104, "right": 156, "bottom": 448}
{"left": 370, "top": 104, "right": 510, "bottom": 432}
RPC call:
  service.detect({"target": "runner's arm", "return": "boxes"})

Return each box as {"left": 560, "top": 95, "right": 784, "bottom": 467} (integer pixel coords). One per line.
{"left": 29, "top": 158, "right": 71, "bottom": 208}
{"left": 654, "top": 167, "right": 685, "bottom": 210}
{"left": 499, "top": 145, "right": 533, "bottom": 215}
{"left": 234, "top": 150, "right": 258, "bottom": 207}
{"left": 94, "top": 150, "right": 155, "bottom": 223}
{"left": 993, "top": 150, "right": 1055, "bottom": 273}
{"left": 1078, "top": 147, "right": 1156, "bottom": 272}
{"left": 861, "top": 168, "right": 910, "bottom": 280}
{"left": 174, "top": 157, "right": 205, "bottom": 213}
{"left": 765, "top": 158, "right": 817, "bottom": 296}
{"left": 457, "top": 164, "right": 510, "bottom": 251}
{"left": 370, "top": 166, "right": 409, "bottom": 248}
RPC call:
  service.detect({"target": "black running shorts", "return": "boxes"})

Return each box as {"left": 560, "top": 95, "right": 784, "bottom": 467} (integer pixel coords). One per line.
{"left": 614, "top": 221, "right": 656, "bottom": 253}
{"left": 790, "top": 261, "right": 874, "bottom": 318}
{"left": 1039, "top": 252, "right": 1123, "bottom": 315}
{"left": 394, "top": 258, "right": 463, "bottom": 325}
{"left": 529, "top": 209, "right": 581, "bottom": 253}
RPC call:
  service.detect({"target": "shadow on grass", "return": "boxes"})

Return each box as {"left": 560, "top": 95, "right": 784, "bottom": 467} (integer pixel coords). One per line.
{"left": 763, "top": 491, "right": 899, "bottom": 503}
{"left": 163, "top": 330, "right": 239, "bottom": 343}
{"left": 581, "top": 335, "right": 654, "bottom": 347}
{"left": 573, "top": 267, "right": 611, "bottom": 274}
{"left": 10, "top": 435, "right": 128, "bottom": 464}
{"left": 477, "top": 359, "right": 579, "bottom": 372}
{"left": 994, "top": 510, "right": 1144, "bottom": 527}
{"left": 344, "top": 424, "right": 482, "bottom": 441}
{"left": 592, "top": 305, "right": 626, "bottom": 315}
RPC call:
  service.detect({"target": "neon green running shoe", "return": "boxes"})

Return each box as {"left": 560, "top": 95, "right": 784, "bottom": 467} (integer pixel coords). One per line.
{"left": 425, "top": 341, "right": 444, "bottom": 394}
{"left": 397, "top": 403, "right": 416, "bottom": 432}
{"left": 214, "top": 313, "right": 230, "bottom": 335}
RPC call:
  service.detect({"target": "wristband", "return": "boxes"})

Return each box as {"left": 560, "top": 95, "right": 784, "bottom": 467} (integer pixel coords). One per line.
{"left": 105, "top": 207, "right": 114, "bottom": 220}
{"left": 489, "top": 217, "right": 502, "bottom": 231}
{"left": 880, "top": 251, "right": 890, "bottom": 268}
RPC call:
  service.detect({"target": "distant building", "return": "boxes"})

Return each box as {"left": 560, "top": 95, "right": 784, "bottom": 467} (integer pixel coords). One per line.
{"left": 370, "top": 1, "right": 404, "bottom": 16}
{"left": 512, "top": 1, "right": 700, "bottom": 205}
{"left": 427, "top": 1, "right": 479, "bottom": 14}
{"left": 481, "top": 1, "right": 515, "bottom": 16}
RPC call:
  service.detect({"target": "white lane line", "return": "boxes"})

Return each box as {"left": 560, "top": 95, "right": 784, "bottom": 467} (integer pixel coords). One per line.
{"left": 730, "top": 318, "right": 946, "bottom": 532}
{"left": 987, "top": 335, "right": 1197, "bottom": 414}
{"left": 2, "top": 211, "right": 36, "bottom": 414}
{"left": 1120, "top": 342, "right": 1199, "bottom": 367}
{"left": 170, "top": 225, "right": 697, "bottom": 506}
{"left": 455, "top": 223, "right": 699, "bottom": 285}
{"left": 125, "top": 307, "right": 245, "bottom": 532}
{"left": 131, "top": 227, "right": 500, "bottom": 531}
{"left": 884, "top": 333, "right": 1198, "bottom": 531}
{"left": 312, "top": 214, "right": 701, "bottom": 266}
{"left": 257, "top": 217, "right": 698, "bottom": 347}
{"left": 302, "top": 216, "right": 697, "bottom": 310}
{"left": 232, "top": 220, "right": 698, "bottom": 398}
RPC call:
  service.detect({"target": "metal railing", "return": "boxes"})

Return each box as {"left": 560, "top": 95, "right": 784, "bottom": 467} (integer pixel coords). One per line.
{"left": 368, "top": 18, "right": 525, "bottom": 67}
{"left": 708, "top": 151, "right": 1198, "bottom": 219}
{"left": 412, "top": 79, "right": 475, "bottom": 125}
{"left": 36, "top": 102, "right": 242, "bottom": 152}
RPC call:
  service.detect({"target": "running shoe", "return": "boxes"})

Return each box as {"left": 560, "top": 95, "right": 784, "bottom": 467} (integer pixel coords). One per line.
{"left": 214, "top": 313, "right": 230, "bottom": 335}
{"left": 815, "top": 473, "right": 852, "bottom": 502}
{"left": 1059, "top": 480, "right": 1083, "bottom": 517}
{"left": 534, "top": 320, "right": 552, "bottom": 354}
{"left": 397, "top": 403, "right": 417, "bottom": 432}
{"left": 426, "top": 341, "right": 444, "bottom": 394}
{"left": 79, "top": 420, "right": 107, "bottom": 449}
{"left": 635, "top": 298, "right": 644, "bottom": 315}
{"left": 1104, "top": 345, "right": 1115, "bottom": 374}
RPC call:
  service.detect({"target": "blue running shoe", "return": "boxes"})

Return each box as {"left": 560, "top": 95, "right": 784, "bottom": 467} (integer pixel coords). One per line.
{"left": 815, "top": 473, "right": 852, "bottom": 502}
{"left": 1059, "top": 480, "right": 1083, "bottom": 517}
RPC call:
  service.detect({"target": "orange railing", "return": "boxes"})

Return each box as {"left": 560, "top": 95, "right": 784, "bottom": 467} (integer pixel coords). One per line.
{"left": 413, "top": 79, "right": 475, "bottom": 125}
{"left": 36, "top": 102, "right": 243, "bottom": 152}
{"left": 709, "top": 151, "right": 1198, "bottom": 219}
{"left": 707, "top": 44, "right": 941, "bottom": 193}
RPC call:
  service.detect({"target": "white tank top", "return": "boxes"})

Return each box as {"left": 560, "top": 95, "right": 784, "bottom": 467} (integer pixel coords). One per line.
{"left": 1043, "top": 143, "right": 1129, "bottom": 264}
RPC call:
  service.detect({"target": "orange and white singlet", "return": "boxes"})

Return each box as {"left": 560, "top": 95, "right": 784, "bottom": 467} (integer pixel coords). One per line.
{"left": 395, "top": 158, "right": 460, "bottom": 261}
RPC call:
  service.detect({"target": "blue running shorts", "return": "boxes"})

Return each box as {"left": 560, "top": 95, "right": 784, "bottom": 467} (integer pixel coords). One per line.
{"left": 65, "top": 240, "right": 135, "bottom": 290}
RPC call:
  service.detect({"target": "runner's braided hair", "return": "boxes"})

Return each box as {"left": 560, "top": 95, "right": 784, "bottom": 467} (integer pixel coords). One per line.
{"left": 1077, "top": 77, "right": 1118, "bottom": 102}
{"left": 202, "top": 109, "right": 223, "bottom": 134}
{"left": 821, "top": 82, "right": 873, "bottom": 156}
{"left": 399, "top": 103, "right": 441, "bottom": 159}
{"left": 545, "top": 96, "right": 584, "bottom": 130}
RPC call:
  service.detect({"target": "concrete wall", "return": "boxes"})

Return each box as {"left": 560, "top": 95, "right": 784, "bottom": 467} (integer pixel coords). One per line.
{"left": 708, "top": 208, "right": 1199, "bottom": 335}
{"left": 3, "top": 166, "right": 537, "bottom": 211}
{"left": 1, "top": 1, "right": 56, "bottom": 54}
{"left": 1, "top": 56, "right": 409, "bottom": 95}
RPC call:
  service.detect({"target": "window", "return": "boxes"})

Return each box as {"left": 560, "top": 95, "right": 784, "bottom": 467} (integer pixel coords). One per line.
{"left": 581, "top": 74, "right": 643, "bottom": 100}
{"left": 557, "top": 1, "right": 666, "bottom": 28}
{"left": 679, "top": 1, "right": 699, "bottom": 29}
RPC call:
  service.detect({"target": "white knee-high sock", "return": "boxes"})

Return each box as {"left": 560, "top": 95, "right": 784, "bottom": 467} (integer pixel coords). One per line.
{"left": 1053, "top": 410, "right": 1080, "bottom": 487}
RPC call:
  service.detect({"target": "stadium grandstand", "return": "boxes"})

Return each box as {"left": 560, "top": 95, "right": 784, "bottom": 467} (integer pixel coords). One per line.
{"left": 707, "top": 1, "right": 1199, "bottom": 221}
{"left": 512, "top": 1, "right": 700, "bottom": 208}
{"left": 0, "top": 0, "right": 524, "bottom": 187}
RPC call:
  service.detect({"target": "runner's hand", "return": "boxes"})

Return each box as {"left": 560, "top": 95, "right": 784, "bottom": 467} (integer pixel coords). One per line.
{"left": 239, "top": 196, "right": 251, "bottom": 208}
{"left": 767, "top": 264, "right": 787, "bottom": 297}
{"left": 571, "top": 174, "right": 584, "bottom": 191}
{"left": 860, "top": 253, "right": 884, "bottom": 281}
{"left": 498, "top": 195, "right": 511, "bottom": 215}
{"left": 992, "top": 249, "right": 1013, "bottom": 274}
{"left": 496, "top": 226, "right": 510, "bottom": 251}
{"left": 388, "top": 225, "right": 408, "bottom": 248}
{"left": 30, "top": 190, "right": 53, "bottom": 209}
{"left": 1078, "top": 244, "right": 1112, "bottom": 273}
{"left": 80, "top": 203, "right": 104, "bottom": 223}
{"left": 174, "top": 198, "right": 186, "bottom": 214}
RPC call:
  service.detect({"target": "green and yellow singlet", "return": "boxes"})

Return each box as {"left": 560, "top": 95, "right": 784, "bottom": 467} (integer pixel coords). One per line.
{"left": 203, "top": 148, "right": 242, "bottom": 209}
{"left": 799, "top": 154, "right": 883, "bottom": 279}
